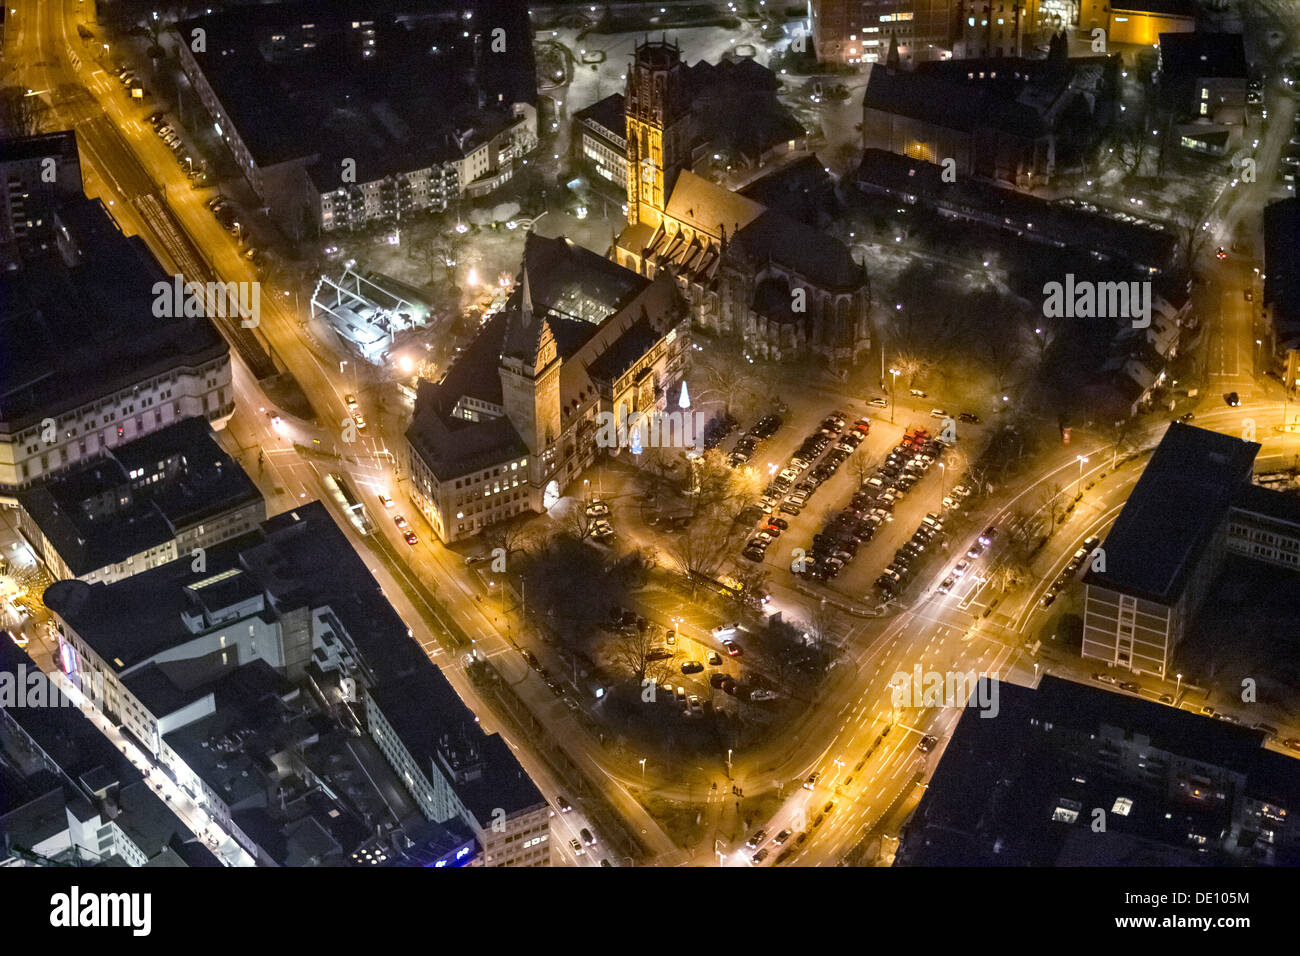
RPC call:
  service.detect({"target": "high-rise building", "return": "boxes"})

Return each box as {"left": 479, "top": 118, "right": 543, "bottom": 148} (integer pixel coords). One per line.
{"left": 812, "top": 0, "right": 1080, "bottom": 64}
{"left": 813, "top": 0, "right": 959, "bottom": 64}
{"left": 1082, "top": 424, "right": 1300, "bottom": 678}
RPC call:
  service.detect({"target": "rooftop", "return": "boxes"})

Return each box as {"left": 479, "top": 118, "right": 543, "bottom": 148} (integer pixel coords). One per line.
{"left": 369, "top": 668, "right": 545, "bottom": 827}
{"left": 897, "top": 676, "right": 1300, "bottom": 866}
{"left": 854, "top": 149, "right": 1177, "bottom": 272}
{"left": 177, "top": 1, "right": 535, "bottom": 180}
{"left": 17, "top": 417, "right": 262, "bottom": 576}
{"left": 44, "top": 501, "right": 426, "bottom": 683}
{"left": 0, "top": 196, "right": 227, "bottom": 435}
{"left": 1085, "top": 423, "right": 1259, "bottom": 603}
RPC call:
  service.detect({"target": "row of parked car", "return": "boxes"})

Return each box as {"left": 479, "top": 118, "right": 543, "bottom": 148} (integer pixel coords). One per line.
{"left": 585, "top": 498, "right": 614, "bottom": 541}
{"left": 1039, "top": 535, "right": 1101, "bottom": 608}
{"left": 877, "top": 512, "right": 946, "bottom": 597}
{"left": 728, "top": 413, "right": 783, "bottom": 468}
{"left": 745, "top": 413, "right": 864, "bottom": 564}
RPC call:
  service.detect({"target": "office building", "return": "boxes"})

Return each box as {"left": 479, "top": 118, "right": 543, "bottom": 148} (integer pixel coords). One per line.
{"left": 0, "top": 130, "right": 82, "bottom": 263}
{"left": 44, "top": 501, "right": 548, "bottom": 865}
{"left": 1083, "top": 424, "right": 1300, "bottom": 677}
{"left": 14, "top": 416, "right": 265, "bottom": 586}
{"left": 897, "top": 676, "right": 1300, "bottom": 866}
{"left": 0, "top": 164, "right": 232, "bottom": 496}
{"left": 174, "top": 1, "right": 537, "bottom": 238}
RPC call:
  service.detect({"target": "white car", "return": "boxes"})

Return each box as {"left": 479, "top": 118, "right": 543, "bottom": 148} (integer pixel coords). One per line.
{"left": 378, "top": 493, "right": 394, "bottom": 508}
{"left": 929, "top": 408, "right": 949, "bottom": 420}
{"left": 868, "top": 397, "right": 888, "bottom": 407}
{"left": 711, "top": 623, "right": 739, "bottom": 638}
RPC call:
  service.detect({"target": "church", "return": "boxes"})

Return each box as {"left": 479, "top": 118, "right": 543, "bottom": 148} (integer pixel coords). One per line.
{"left": 612, "top": 39, "right": 871, "bottom": 368}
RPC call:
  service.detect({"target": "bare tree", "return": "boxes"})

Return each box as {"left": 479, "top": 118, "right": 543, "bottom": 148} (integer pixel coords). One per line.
{"left": 608, "top": 625, "right": 658, "bottom": 684}
{"left": 557, "top": 505, "right": 596, "bottom": 542}
{"left": 666, "top": 517, "right": 733, "bottom": 593}
{"left": 488, "top": 521, "right": 542, "bottom": 557}
{"left": 1038, "top": 481, "right": 1065, "bottom": 535}
{"left": 0, "top": 87, "right": 45, "bottom": 138}
{"left": 695, "top": 349, "right": 761, "bottom": 419}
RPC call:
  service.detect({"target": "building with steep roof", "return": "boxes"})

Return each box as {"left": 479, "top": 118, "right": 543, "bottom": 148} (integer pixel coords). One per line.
{"left": 406, "top": 232, "right": 689, "bottom": 543}
{"left": 613, "top": 41, "right": 869, "bottom": 367}
{"left": 861, "top": 41, "right": 1119, "bottom": 186}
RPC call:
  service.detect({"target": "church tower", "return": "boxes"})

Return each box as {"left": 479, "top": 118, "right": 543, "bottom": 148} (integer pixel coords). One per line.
{"left": 499, "top": 253, "right": 562, "bottom": 460}
{"left": 625, "top": 38, "right": 692, "bottom": 229}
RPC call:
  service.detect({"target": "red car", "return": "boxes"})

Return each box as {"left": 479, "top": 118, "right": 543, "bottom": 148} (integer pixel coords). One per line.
{"left": 723, "top": 639, "right": 742, "bottom": 657}
{"left": 404, "top": 531, "right": 418, "bottom": 546}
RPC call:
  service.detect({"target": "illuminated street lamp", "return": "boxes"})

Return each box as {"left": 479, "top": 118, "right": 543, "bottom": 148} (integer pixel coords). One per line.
{"left": 639, "top": 757, "right": 647, "bottom": 785}
{"left": 1076, "top": 455, "right": 1089, "bottom": 498}
{"left": 888, "top": 367, "right": 900, "bottom": 424}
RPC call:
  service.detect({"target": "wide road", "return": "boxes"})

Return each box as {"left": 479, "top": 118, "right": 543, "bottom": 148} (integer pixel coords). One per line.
{"left": 10, "top": 0, "right": 679, "bottom": 864}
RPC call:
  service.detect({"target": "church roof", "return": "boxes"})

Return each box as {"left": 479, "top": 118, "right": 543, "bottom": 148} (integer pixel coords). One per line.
{"left": 663, "top": 170, "right": 765, "bottom": 239}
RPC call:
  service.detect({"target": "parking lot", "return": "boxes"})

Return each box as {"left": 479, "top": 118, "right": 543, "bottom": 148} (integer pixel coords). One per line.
{"left": 714, "top": 401, "right": 988, "bottom": 604}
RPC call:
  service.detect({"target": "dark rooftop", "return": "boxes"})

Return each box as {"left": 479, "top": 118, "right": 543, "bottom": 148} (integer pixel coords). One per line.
{"left": 369, "top": 667, "right": 545, "bottom": 827}
{"left": 0, "top": 196, "right": 227, "bottom": 434}
{"left": 897, "top": 676, "right": 1300, "bottom": 866}
{"left": 177, "top": 0, "right": 536, "bottom": 179}
{"left": 863, "top": 62, "right": 1047, "bottom": 139}
{"left": 1085, "top": 423, "right": 1258, "bottom": 603}
{"left": 17, "top": 417, "right": 263, "bottom": 577}
{"left": 0, "top": 129, "right": 79, "bottom": 164}
{"left": 44, "top": 501, "right": 426, "bottom": 683}
{"left": 854, "top": 149, "right": 1177, "bottom": 272}
{"left": 1159, "top": 32, "right": 1249, "bottom": 80}
{"left": 574, "top": 92, "right": 626, "bottom": 140}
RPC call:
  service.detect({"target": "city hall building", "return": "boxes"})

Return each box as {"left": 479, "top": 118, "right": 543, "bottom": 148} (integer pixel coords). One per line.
{"left": 405, "top": 232, "right": 689, "bottom": 543}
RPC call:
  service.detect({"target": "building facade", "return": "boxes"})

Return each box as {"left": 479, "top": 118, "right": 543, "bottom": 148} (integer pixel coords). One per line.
{"left": 614, "top": 41, "right": 870, "bottom": 367}
{"left": 0, "top": 181, "right": 232, "bottom": 497}
{"left": 406, "top": 232, "right": 690, "bottom": 543}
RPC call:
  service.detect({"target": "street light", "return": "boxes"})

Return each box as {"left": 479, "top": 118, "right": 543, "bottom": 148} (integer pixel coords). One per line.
{"left": 1176, "top": 672, "right": 1182, "bottom": 699}
{"left": 639, "top": 757, "right": 646, "bottom": 784}
{"left": 1075, "top": 455, "right": 1088, "bottom": 498}
{"left": 888, "top": 367, "right": 900, "bottom": 424}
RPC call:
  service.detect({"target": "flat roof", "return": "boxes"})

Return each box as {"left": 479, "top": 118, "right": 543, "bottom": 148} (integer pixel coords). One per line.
{"left": 0, "top": 197, "right": 228, "bottom": 434}
{"left": 898, "top": 676, "right": 1300, "bottom": 866}
{"left": 17, "top": 417, "right": 262, "bottom": 576}
{"left": 1085, "top": 423, "right": 1259, "bottom": 603}
{"left": 177, "top": 1, "right": 535, "bottom": 177}
{"left": 44, "top": 501, "right": 424, "bottom": 681}
{"left": 369, "top": 670, "right": 544, "bottom": 826}
{"left": 854, "top": 149, "right": 1177, "bottom": 271}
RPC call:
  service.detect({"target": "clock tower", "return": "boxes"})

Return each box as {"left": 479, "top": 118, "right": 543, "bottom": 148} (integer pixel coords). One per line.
{"left": 625, "top": 38, "right": 692, "bottom": 229}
